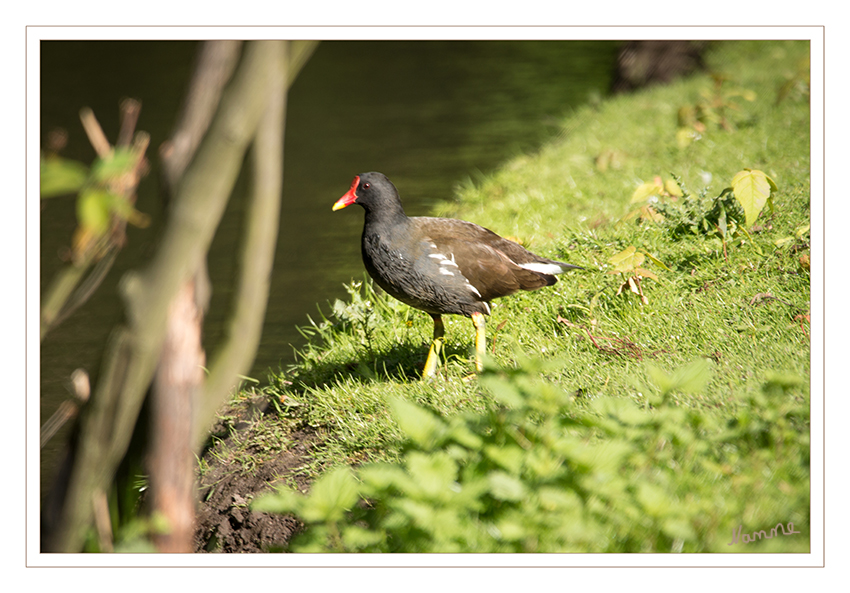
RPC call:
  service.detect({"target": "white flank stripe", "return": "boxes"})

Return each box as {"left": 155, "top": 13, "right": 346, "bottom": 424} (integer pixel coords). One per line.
{"left": 518, "top": 262, "right": 565, "bottom": 275}
{"left": 439, "top": 268, "right": 454, "bottom": 276}
{"left": 429, "top": 253, "right": 445, "bottom": 259}
{"left": 468, "top": 283, "right": 482, "bottom": 297}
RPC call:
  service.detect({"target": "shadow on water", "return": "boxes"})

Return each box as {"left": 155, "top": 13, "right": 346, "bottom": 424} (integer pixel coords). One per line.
{"left": 39, "top": 39, "right": 619, "bottom": 488}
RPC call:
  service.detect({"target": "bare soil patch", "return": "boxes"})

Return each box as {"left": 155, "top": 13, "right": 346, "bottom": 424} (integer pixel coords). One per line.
{"left": 193, "top": 395, "right": 317, "bottom": 553}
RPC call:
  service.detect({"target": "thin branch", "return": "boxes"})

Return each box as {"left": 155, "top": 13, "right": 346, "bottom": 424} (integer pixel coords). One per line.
{"left": 117, "top": 98, "right": 142, "bottom": 147}
{"left": 160, "top": 40, "right": 243, "bottom": 193}
{"left": 41, "top": 369, "right": 90, "bottom": 448}
{"left": 79, "top": 108, "right": 111, "bottom": 157}
{"left": 43, "top": 41, "right": 281, "bottom": 553}
{"left": 40, "top": 107, "right": 148, "bottom": 341}
{"left": 195, "top": 41, "right": 288, "bottom": 446}
{"left": 287, "top": 40, "right": 319, "bottom": 88}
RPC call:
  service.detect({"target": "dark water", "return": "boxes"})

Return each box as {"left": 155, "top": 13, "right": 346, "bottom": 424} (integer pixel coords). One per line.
{"left": 39, "top": 40, "right": 618, "bottom": 482}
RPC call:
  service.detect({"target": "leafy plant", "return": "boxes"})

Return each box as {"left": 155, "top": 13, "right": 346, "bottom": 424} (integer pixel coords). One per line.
{"left": 253, "top": 356, "right": 809, "bottom": 553}
{"left": 330, "top": 280, "right": 380, "bottom": 353}
{"left": 776, "top": 55, "right": 810, "bottom": 105}
{"left": 41, "top": 147, "right": 150, "bottom": 263}
{"left": 676, "top": 74, "right": 756, "bottom": 147}
{"left": 730, "top": 169, "right": 777, "bottom": 227}
{"left": 632, "top": 169, "right": 777, "bottom": 260}
{"left": 40, "top": 105, "right": 152, "bottom": 341}
{"left": 606, "top": 245, "right": 666, "bottom": 305}
{"left": 623, "top": 175, "right": 684, "bottom": 224}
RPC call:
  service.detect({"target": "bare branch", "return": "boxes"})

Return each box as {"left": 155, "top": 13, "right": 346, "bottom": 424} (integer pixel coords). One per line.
{"left": 79, "top": 108, "right": 111, "bottom": 157}
{"left": 160, "top": 40, "right": 243, "bottom": 193}
{"left": 117, "top": 98, "right": 142, "bottom": 147}
{"left": 43, "top": 41, "right": 283, "bottom": 552}
{"left": 195, "top": 41, "right": 289, "bottom": 446}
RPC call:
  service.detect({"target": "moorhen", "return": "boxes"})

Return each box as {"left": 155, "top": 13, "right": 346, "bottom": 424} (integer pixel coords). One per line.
{"left": 333, "top": 172, "right": 581, "bottom": 378}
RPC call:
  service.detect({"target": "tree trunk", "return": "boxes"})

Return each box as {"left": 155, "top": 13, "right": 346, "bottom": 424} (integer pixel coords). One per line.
{"left": 149, "top": 280, "right": 205, "bottom": 552}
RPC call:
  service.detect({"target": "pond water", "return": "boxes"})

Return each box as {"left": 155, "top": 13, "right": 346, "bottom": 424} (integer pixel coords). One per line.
{"left": 39, "top": 39, "right": 618, "bottom": 484}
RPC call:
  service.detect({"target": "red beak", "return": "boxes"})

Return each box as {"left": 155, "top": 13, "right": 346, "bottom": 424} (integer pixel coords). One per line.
{"left": 333, "top": 176, "right": 360, "bottom": 211}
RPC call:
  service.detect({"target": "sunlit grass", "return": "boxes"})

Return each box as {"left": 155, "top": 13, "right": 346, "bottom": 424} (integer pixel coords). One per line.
{"left": 215, "top": 40, "right": 811, "bottom": 553}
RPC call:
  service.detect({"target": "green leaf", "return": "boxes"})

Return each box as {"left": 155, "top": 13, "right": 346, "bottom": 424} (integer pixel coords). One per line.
{"left": 108, "top": 192, "right": 150, "bottom": 227}
{"left": 488, "top": 470, "right": 527, "bottom": 502}
{"left": 636, "top": 482, "right": 672, "bottom": 517}
{"left": 76, "top": 189, "right": 113, "bottom": 236}
{"left": 40, "top": 156, "right": 88, "bottom": 198}
{"left": 643, "top": 251, "right": 671, "bottom": 271}
{"left": 676, "top": 127, "right": 696, "bottom": 148}
{"left": 646, "top": 364, "right": 674, "bottom": 396}
{"left": 299, "top": 465, "right": 359, "bottom": 523}
{"left": 406, "top": 451, "right": 457, "bottom": 499}
{"left": 662, "top": 517, "right": 697, "bottom": 541}
{"left": 388, "top": 397, "right": 446, "bottom": 449}
{"left": 762, "top": 372, "right": 805, "bottom": 396}
{"left": 478, "top": 373, "right": 525, "bottom": 408}
{"left": 251, "top": 487, "right": 303, "bottom": 515}
{"left": 591, "top": 397, "right": 651, "bottom": 426}
{"left": 538, "top": 487, "right": 582, "bottom": 511}
{"left": 670, "top": 358, "right": 712, "bottom": 393}
{"left": 341, "top": 525, "right": 385, "bottom": 550}
{"left": 630, "top": 181, "right": 663, "bottom": 203}
{"left": 731, "top": 169, "right": 776, "bottom": 226}
{"left": 717, "top": 201, "right": 728, "bottom": 239}
{"left": 607, "top": 246, "right": 644, "bottom": 273}
{"left": 664, "top": 178, "right": 683, "bottom": 197}
{"left": 633, "top": 267, "right": 658, "bottom": 281}
{"left": 446, "top": 418, "right": 483, "bottom": 450}
{"left": 484, "top": 443, "right": 525, "bottom": 474}
{"left": 794, "top": 223, "right": 810, "bottom": 240}
{"left": 90, "top": 148, "right": 136, "bottom": 182}
{"left": 646, "top": 359, "right": 711, "bottom": 399}
{"left": 493, "top": 517, "right": 527, "bottom": 541}
{"left": 581, "top": 440, "right": 632, "bottom": 473}
{"left": 358, "top": 462, "right": 407, "bottom": 492}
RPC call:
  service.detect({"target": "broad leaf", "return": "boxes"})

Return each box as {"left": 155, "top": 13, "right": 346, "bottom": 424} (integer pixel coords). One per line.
{"left": 488, "top": 470, "right": 527, "bottom": 502}
{"left": 90, "top": 148, "right": 136, "bottom": 182}
{"left": 731, "top": 169, "right": 776, "bottom": 226}
{"left": 299, "top": 465, "right": 359, "bottom": 523}
{"left": 630, "top": 181, "right": 663, "bottom": 203}
{"left": 406, "top": 451, "right": 457, "bottom": 499}
{"left": 643, "top": 251, "right": 671, "bottom": 271}
{"left": 608, "top": 246, "right": 644, "bottom": 273}
{"left": 669, "top": 358, "right": 712, "bottom": 393}
{"left": 478, "top": 373, "right": 525, "bottom": 408}
{"left": 40, "top": 156, "right": 88, "bottom": 198}
{"left": 252, "top": 487, "right": 303, "bottom": 515}
{"left": 664, "top": 178, "right": 684, "bottom": 197}
{"left": 76, "top": 189, "right": 113, "bottom": 237}
{"left": 388, "top": 397, "right": 446, "bottom": 450}
{"left": 633, "top": 267, "right": 658, "bottom": 281}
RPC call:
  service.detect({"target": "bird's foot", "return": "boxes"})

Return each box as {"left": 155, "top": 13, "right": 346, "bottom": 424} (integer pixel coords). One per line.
{"left": 421, "top": 337, "right": 444, "bottom": 380}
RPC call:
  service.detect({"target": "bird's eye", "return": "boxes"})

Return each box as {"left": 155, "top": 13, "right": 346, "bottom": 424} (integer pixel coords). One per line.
{"left": 362, "top": 182, "right": 371, "bottom": 190}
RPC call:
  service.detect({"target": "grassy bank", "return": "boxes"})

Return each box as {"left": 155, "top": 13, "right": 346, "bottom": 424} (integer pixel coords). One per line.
{"left": 207, "top": 40, "right": 811, "bottom": 553}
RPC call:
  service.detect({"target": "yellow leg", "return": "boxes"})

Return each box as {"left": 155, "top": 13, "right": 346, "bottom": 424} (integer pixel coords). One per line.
{"left": 422, "top": 315, "right": 445, "bottom": 379}
{"left": 471, "top": 312, "right": 486, "bottom": 372}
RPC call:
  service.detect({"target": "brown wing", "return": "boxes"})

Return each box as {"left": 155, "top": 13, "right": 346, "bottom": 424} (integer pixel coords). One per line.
{"left": 414, "top": 217, "right": 556, "bottom": 302}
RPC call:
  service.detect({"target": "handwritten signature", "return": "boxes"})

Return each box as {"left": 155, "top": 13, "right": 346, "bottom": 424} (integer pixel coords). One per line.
{"left": 728, "top": 522, "right": 801, "bottom": 546}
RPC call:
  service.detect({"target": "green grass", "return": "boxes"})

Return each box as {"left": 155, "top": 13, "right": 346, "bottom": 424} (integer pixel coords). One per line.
{"left": 228, "top": 40, "right": 810, "bottom": 553}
